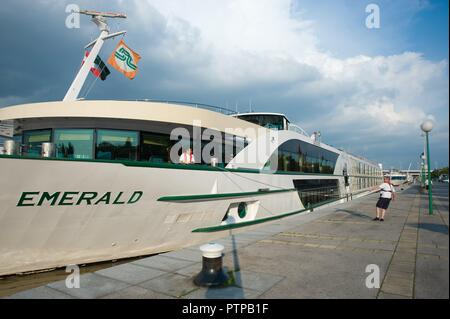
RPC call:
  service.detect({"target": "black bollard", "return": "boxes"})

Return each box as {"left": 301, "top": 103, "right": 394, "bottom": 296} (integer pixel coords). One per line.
{"left": 194, "top": 243, "right": 228, "bottom": 287}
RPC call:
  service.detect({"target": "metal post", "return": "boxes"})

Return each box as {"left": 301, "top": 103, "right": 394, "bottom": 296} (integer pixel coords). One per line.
{"left": 425, "top": 132, "right": 433, "bottom": 215}
{"left": 63, "top": 27, "right": 108, "bottom": 101}
{"left": 421, "top": 162, "right": 425, "bottom": 188}
{"left": 62, "top": 11, "right": 126, "bottom": 101}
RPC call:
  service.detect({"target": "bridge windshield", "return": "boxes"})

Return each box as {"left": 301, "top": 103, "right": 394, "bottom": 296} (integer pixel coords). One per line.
{"left": 236, "top": 114, "right": 286, "bottom": 130}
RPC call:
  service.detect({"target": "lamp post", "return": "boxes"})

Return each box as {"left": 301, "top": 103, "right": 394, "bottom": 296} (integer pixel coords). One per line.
{"left": 420, "top": 119, "right": 434, "bottom": 215}
{"left": 420, "top": 153, "right": 426, "bottom": 187}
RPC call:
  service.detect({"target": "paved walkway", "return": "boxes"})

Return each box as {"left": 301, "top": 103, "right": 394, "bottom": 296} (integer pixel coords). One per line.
{"left": 6, "top": 184, "right": 449, "bottom": 299}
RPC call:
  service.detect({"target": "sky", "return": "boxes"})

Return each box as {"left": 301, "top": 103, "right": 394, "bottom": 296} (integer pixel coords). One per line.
{"left": 0, "top": 0, "right": 448, "bottom": 170}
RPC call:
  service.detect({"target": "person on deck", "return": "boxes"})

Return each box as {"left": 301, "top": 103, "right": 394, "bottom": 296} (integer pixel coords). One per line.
{"left": 179, "top": 147, "right": 195, "bottom": 164}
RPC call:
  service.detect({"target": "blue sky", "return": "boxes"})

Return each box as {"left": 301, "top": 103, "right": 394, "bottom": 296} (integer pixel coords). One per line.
{"left": 292, "top": 0, "right": 449, "bottom": 61}
{"left": 0, "top": 0, "right": 448, "bottom": 170}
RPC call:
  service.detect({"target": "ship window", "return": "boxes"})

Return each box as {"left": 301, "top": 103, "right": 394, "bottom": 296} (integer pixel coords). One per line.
{"left": 293, "top": 179, "right": 339, "bottom": 206}
{"left": 266, "top": 139, "right": 338, "bottom": 174}
{"left": 140, "top": 132, "right": 172, "bottom": 163}
{"left": 96, "top": 129, "right": 138, "bottom": 161}
{"left": 54, "top": 129, "right": 94, "bottom": 160}
{"left": 23, "top": 129, "right": 51, "bottom": 157}
{"left": 236, "top": 114, "right": 285, "bottom": 130}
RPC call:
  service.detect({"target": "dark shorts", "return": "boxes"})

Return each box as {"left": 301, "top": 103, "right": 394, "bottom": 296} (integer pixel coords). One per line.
{"left": 376, "top": 197, "right": 391, "bottom": 209}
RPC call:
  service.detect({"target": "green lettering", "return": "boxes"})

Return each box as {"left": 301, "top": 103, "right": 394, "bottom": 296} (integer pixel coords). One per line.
{"left": 95, "top": 192, "right": 111, "bottom": 205}
{"left": 113, "top": 192, "right": 125, "bottom": 205}
{"left": 37, "top": 192, "right": 61, "bottom": 206}
{"left": 17, "top": 192, "right": 40, "bottom": 207}
{"left": 59, "top": 192, "right": 79, "bottom": 206}
{"left": 128, "top": 191, "right": 143, "bottom": 204}
{"left": 76, "top": 192, "right": 98, "bottom": 205}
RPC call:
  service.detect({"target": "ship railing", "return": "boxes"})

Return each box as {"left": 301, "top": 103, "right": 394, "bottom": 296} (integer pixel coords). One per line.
{"left": 296, "top": 186, "right": 341, "bottom": 207}
{"left": 134, "top": 99, "right": 237, "bottom": 115}
{"left": 287, "top": 123, "right": 309, "bottom": 137}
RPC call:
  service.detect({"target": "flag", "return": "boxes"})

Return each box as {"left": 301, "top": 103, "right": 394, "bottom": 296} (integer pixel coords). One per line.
{"left": 108, "top": 39, "right": 141, "bottom": 80}
{"left": 82, "top": 51, "right": 110, "bottom": 81}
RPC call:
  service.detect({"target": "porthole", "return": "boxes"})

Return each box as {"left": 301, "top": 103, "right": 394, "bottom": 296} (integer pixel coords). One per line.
{"left": 238, "top": 202, "right": 247, "bottom": 219}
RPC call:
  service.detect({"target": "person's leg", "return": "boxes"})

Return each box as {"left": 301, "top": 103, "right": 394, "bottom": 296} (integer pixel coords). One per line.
{"left": 380, "top": 199, "right": 391, "bottom": 220}
{"left": 380, "top": 209, "right": 386, "bottom": 220}
{"left": 374, "top": 206, "right": 380, "bottom": 220}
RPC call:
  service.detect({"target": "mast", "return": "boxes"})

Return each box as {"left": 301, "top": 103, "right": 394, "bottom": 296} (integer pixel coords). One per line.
{"left": 63, "top": 10, "right": 127, "bottom": 102}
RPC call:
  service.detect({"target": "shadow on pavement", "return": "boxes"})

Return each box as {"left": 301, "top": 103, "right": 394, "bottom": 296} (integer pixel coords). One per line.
{"left": 204, "top": 232, "right": 244, "bottom": 299}
{"left": 335, "top": 209, "right": 374, "bottom": 220}
{"left": 415, "top": 223, "right": 449, "bottom": 235}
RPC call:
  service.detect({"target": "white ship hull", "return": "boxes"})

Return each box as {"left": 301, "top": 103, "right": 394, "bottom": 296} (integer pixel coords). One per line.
{"left": 0, "top": 157, "right": 314, "bottom": 275}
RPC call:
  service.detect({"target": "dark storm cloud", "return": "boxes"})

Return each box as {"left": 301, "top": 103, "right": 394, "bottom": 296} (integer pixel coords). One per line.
{"left": 0, "top": 1, "right": 91, "bottom": 102}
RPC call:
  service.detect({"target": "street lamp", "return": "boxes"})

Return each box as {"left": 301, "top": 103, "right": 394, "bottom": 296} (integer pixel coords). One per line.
{"left": 420, "top": 119, "right": 434, "bottom": 215}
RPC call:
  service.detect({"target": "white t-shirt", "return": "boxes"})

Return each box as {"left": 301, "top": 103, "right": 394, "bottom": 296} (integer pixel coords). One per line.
{"left": 379, "top": 183, "right": 395, "bottom": 199}
{"left": 179, "top": 151, "right": 195, "bottom": 164}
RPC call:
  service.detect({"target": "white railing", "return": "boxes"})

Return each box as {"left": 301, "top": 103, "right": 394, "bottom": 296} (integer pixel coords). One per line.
{"left": 288, "top": 123, "right": 309, "bottom": 137}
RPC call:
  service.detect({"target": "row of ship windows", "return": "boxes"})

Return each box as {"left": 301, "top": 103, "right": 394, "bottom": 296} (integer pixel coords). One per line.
{"left": 15, "top": 128, "right": 381, "bottom": 176}
{"left": 18, "top": 128, "right": 245, "bottom": 164}
{"left": 349, "top": 162, "right": 382, "bottom": 176}
{"left": 352, "top": 177, "right": 381, "bottom": 189}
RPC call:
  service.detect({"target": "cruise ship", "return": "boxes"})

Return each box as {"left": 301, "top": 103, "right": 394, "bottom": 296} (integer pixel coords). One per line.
{"left": 0, "top": 11, "right": 383, "bottom": 276}
{"left": 389, "top": 172, "right": 408, "bottom": 186}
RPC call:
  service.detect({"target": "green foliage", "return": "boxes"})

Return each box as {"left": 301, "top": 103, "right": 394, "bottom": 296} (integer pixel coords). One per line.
{"left": 431, "top": 167, "right": 449, "bottom": 179}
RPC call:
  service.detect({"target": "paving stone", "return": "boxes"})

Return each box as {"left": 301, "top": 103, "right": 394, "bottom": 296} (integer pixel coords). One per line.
{"left": 175, "top": 263, "right": 203, "bottom": 277}
{"left": 232, "top": 270, "right": 284, "bottom": 293}
{"left": 132, "top": 255, "right": 196, "bottom": 272}
{"left": 7, "top": 286, "right": 74, "bottom": 299}
{"left": 182, "top": 286, "right": 261, "bottom": 299}
{"left": 416, "top": 247, "right": 449, "bottom": 257}
{"left": 377, "top": 291, "right": 411, "bottom": 299}
{"left": 380, "top": 282, "right": 412, "bottom": 297}
{"left": 397, "top": 242, "right": 417, "bottom": 249}
{"left": 233, "top": 232, "right": 270, "bottom": 241}
{"left": 101, "top": 286, "right": 173, "bottom": 299}
{"left": 47, "top": 273, "right": 129, "bottom": 299}
{"left": 139, "top": 273, "right": 198, "bottom": 298}
{"left": 392, "top": 252, "right": 416, "bottom": 262}
{"left": 386, "top": 270, "right": 414, "bottom": 281}
{"left": 96, "top": 263, "right": 166, "bottom": 285}
{"left": 415, "top": 252, "right": 449, "bottom": 299}
{"left": 389, "top": 262, "right": 415, "bottom": 274}
{"left": 383, "top": 275, "right": 413, "bottom": 289}
{"left": 395, "top": 248, "right": 416, "bottom": 255}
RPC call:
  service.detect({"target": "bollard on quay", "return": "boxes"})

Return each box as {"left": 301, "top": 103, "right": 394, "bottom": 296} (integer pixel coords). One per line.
{"left": 194, "top": 243, "right": 228, "bottom": 287}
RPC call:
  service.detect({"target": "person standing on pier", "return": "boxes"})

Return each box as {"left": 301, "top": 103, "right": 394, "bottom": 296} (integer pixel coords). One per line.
{"left": 373, "top": 176, "right": 396, "bottom": 221}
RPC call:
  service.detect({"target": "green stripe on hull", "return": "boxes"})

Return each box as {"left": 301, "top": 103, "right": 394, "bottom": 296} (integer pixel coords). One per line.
{"left": 192, "top": 197, "right": 344, "bottom": 233}
{"left": 0, "top": 154, "right": 342, "bottom": 177}
{"left": 157, "top": 188, "right": 297, "bottom": 202}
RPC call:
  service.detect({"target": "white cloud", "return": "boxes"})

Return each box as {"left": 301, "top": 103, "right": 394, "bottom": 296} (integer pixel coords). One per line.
{"left": 126, "top": 0, "right": 447, "bottom": 123}
{"left": 121, "top": 0, "right": 448, "bottom": 164}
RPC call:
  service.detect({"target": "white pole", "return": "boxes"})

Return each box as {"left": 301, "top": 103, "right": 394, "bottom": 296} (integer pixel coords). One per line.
{"left": 63, "top": 16, "right": 109, "bottom": 101}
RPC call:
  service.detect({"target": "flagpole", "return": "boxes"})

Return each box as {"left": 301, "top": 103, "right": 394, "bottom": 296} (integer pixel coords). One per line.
{"left": 63, "top": 11, "right": 126, "bottom": 102}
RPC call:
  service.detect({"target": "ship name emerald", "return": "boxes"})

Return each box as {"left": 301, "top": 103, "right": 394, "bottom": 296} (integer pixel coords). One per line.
{"left": 17, "top": 191, "right": 143, "bottom": 207}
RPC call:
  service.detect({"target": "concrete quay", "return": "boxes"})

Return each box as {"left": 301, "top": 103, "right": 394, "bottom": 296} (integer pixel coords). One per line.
{"left": 6, "top": 184, "right": 449, "bottom": 299}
